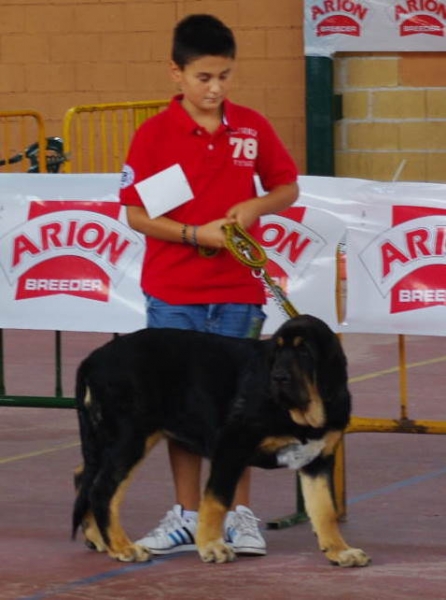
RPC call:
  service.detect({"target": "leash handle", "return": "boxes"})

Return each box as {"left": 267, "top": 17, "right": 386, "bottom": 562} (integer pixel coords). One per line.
{"left": 200, "top": 223, "right": 299, "bottom": 318}
{"left": 221, "top": 223, "right": 267, "bottom": 269}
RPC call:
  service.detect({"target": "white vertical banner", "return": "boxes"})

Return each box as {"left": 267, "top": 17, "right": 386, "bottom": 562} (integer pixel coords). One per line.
{"left": 344, "top": 181, "right": 446, "bottom": 335}
{"left": 0, "top": 174, "right": 146, "bottom": 333}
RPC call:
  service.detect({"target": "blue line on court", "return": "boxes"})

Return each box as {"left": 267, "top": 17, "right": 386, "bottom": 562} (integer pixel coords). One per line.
{"left": 18, "top": 464, "right": 446, "bottom": 600}
{"left": 17, "top": 554, "right": 177, "bottom": 600}
{"left": 347, "top": 465, "right": 446, "bottom": 505}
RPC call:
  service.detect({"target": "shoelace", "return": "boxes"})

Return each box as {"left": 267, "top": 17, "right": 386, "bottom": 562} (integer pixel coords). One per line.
{"left": 232, "top": 512, "right": 261, "bottom": 536}
{"left": 152, "top": 509, "right": 184, "bottom": 535}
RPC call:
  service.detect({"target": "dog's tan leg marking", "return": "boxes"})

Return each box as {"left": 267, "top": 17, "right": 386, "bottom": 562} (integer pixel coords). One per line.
{"left": 106, "top": 432, "right": 162, "bottom": 563}
{"left": 82, "top": 511, "right": 108, "bottom": 552}
{"left": 300, "top": 469, "right": 370, "bottom": 567}
{"left": 196, "top": 492, "right": 235, "bottom": 564}
{"left": 73, "top": 464, "right": 107, "bottom": 552}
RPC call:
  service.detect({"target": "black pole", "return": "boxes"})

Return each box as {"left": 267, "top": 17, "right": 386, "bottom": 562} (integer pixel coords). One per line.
{"left": 306, "top": 55, "right": 335, "bottom": 176}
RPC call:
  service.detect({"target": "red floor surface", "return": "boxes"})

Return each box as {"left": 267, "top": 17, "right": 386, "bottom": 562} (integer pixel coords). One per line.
{"left": 1, "top": 329, "right": 446, "bottom": 600}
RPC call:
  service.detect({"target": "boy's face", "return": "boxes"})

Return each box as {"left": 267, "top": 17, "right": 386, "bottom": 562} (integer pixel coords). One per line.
{"left": 171, "top": 55, "right": 234, "bottom": 116}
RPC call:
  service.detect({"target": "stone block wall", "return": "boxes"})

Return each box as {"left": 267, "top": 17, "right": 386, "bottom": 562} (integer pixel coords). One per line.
{"left": 335, "top": 52, "right": 446, "bottom": 182}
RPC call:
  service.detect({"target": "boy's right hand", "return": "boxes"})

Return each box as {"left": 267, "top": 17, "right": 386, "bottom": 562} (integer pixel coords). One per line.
{"left": 195, "top": 218, "right": 231, "bottom": 249}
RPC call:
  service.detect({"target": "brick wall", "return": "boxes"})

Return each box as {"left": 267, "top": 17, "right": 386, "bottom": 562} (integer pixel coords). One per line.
{"left": 335, "top": 52, "right": 446, "bottom": 183}
{"left": 0, "top": 0, "right": 306, "bottom": 170}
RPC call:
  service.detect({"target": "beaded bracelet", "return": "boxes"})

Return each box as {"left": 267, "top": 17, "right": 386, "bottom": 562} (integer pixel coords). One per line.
{"left": 191, "top": 225, "right": 199, "bottom": 247}
{"left": 181, "top": 223, "right": 199, "bottom": 246}
{"left": 181, "top": 223, "right": 188, "bottom": 244}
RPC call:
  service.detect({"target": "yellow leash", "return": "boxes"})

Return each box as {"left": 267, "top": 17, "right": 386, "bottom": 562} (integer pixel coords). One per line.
{"left": 200, "top": 223, "right": 299, "bottom": 319}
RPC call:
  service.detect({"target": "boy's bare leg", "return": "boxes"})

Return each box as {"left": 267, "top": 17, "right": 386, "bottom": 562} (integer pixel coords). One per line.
{"left": 168, "top": 439, "right": 201, "bottom": 509}
{"left": 168, "top": 439, "right": 251, "bottom": 509}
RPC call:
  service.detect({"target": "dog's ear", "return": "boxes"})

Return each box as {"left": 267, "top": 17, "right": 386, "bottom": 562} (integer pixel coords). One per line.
{"left": 311, "top": 321, "right": 351, "bottom": 420}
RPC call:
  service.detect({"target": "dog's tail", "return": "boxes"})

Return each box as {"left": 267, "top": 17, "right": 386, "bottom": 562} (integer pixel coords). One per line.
{"left": 72, "top": 361, "right": 101, "bottom": 540}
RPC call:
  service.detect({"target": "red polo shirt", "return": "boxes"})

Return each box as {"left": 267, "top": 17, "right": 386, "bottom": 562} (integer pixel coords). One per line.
{"left": 120, "top": 96, "right": 298, "bottom": 304}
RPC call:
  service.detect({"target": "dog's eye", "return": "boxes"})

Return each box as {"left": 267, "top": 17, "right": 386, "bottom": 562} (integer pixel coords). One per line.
{"left": 297, "top": 344, "right": 314, "bottom": 369}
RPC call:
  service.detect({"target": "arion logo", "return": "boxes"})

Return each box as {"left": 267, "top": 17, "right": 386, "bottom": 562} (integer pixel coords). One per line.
{"left": 0, "top": 200, "right": 142, "bottom": 302}
{"left": 359, "top": 206, "right": 446, "bottom": 313}
{"left": 259, "top": 206, "right": 325, "bottom": 295}
{"left": 310, "top": 0, "right": 369, "bottom": 37}
{"left": 395, "top": 0, "right": 445, "bottom": 36}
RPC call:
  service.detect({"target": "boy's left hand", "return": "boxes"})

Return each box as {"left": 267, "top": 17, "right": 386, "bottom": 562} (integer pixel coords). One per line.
{"left": 225, "top": 199, "right": 261, "bottom": 230}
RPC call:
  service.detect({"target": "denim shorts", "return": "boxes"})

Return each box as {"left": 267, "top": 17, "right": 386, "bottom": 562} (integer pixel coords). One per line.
{"left": 145, "top": 295, "right": 266, "bottom": 339}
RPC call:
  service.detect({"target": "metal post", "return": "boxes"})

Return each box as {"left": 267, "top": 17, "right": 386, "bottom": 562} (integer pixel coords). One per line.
{"left": 306, "top": 55, "right": 336, "bottom": 176}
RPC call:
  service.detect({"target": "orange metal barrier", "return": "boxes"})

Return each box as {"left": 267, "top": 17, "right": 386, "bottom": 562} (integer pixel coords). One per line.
{"left": 62, "top": 100, "right": 169, "bottom": 173}
{"left": 0, "top": 110, "right": 47, "bottom": 173}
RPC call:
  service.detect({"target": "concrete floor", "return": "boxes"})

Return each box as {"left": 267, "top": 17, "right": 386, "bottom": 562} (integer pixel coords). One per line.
{"left": 1, "top": 329, "right": 446, "bottom": 600}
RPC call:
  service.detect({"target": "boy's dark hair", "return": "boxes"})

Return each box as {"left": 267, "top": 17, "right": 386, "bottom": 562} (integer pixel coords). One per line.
{"left": 172, "top": 14, "right": 236, "bottom": 68}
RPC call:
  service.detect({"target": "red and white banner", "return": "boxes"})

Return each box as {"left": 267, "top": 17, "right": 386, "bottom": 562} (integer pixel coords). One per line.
{"left": 345, "top": 180, "right": 446, "bottom": 335}
{"left": 0, "top": 174, "right": 146, "bottom": 333}
{"left": 2, "top": 174, "right": 446, "bottom": 335}
{"left": 305, "top": 0, "right": 446, "bottom": 55}
{"left": 0, "top": 174, "right": 342, "bottom": 334}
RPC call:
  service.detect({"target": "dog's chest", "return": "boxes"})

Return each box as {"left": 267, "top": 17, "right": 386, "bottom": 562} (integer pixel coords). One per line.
{"left": 276, "top": 439, "right": 326, "bottom": 470}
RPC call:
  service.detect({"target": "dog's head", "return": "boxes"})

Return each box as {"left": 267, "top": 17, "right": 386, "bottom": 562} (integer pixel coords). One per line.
{"left": 269, "top": 314, "right": 350, "bottom": 429}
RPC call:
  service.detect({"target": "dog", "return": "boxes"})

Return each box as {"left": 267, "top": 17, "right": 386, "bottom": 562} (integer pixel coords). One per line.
{"left": 72, "top": 314, "right": 370, "bottom": 567}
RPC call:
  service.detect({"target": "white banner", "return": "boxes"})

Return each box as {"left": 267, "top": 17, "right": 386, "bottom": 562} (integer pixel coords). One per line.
{"left": 0, "top": 174, "right": 342, "bottom": 334}
{"left": 344, "top": 180, "right": 446, "bottom": 335}
{"left": 2, "top": 174, "right": 446, "bottom": 335}
{"left": 0, "top": 174, "right": 146, "bottom": 333}
{"left": 305, "top": 0, "right": 446, "bottom": 56}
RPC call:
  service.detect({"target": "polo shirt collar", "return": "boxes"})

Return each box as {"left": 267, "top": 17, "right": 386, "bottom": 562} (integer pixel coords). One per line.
{"left": 169, "top": 95, "right": 235, "bottom": 134}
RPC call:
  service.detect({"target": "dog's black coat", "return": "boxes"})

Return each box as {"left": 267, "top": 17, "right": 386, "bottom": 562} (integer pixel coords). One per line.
{"left": 72, "top": 314, "right": 369, "bottom": 566}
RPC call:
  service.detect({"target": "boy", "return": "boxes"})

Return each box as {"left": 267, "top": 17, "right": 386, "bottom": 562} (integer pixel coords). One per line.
{"left": 119, "top": 14, "right": 299, "bottom": 556}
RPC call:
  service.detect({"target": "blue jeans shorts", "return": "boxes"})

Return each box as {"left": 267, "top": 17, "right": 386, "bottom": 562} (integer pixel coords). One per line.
{"left": 145, "top": 295, "right": 266, "bottom": 339}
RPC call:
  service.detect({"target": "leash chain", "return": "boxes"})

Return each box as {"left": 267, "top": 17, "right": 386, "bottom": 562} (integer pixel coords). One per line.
{"left": 199, "top": 223, "right": 299, "bottom": 319}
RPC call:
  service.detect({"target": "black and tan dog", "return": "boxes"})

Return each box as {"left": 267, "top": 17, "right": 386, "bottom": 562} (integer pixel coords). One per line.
{"left": 72, "top": 314, "right": 370, "bottom": 567}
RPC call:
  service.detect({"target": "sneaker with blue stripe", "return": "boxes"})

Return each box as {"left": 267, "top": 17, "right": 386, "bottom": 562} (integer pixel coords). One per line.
{"left": 136, "top": 504, "right": 197, "bottom": 554}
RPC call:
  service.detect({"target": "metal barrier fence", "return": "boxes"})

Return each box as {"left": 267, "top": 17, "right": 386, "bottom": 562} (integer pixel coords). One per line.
{"left": 62, "top": 100, "right": 168, "bottom": 173}
{"left": 0, "top": 110, "right": 47, "bottom": 173}
{"left": 0, "top": 110, "right": 56, "bottom": 407}
{"left": 0, "top": 101, "right": 168, "bottom": 409}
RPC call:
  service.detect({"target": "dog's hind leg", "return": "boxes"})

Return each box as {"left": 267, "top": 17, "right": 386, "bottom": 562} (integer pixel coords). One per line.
{"left": 73, "top": 464, "right": 107, "bottom": 552}
{"left": 91, "top": 431, "right": 162, "bottom": 563}
{"left": 299, "top": 435, "right": 370, "bottom": 567}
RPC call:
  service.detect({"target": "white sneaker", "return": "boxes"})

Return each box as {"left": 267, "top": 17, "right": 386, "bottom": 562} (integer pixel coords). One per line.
{"left": 136, "top": 505, "right": 197, "bottom": 554}
{"left": 225, "top": 505, "right": 267, "bottom": 555}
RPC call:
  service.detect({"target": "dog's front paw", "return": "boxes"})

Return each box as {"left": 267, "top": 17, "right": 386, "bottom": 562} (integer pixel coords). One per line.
{"left": 109, "top": 543, "right": 152, "bottom": 563}
{"left": 327, "top": 547, "right": 371, "bottom": 567}
{"left": 198, "top": 538, "right": 236, "bottom": 564}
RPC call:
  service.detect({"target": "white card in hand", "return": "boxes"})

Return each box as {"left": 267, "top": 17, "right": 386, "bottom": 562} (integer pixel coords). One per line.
{"left": 135, "top": 164, "right": 194, "bottom": 218}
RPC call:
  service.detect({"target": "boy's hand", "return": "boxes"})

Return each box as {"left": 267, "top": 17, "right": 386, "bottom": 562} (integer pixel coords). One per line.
{"left": 225, "top": 199, "right": 260, "bottom": 230}
{"left": 196, "top": 218, "right": 231, "bottom": 248}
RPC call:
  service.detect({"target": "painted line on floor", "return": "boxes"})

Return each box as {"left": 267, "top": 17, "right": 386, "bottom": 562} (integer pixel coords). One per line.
{"left": 17, "top": 554, "right": 180, "bottom": 600}
{"left": 0, "top": 441, "right": 80, "bottom": 465}
{"left": 347, "top": 465, "right": 446, "bottom": 505}
{"left": 349, "top": 354, "right": 446, "bottom": 384}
